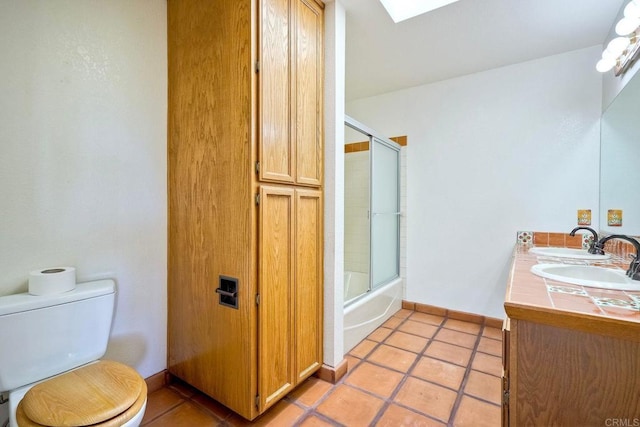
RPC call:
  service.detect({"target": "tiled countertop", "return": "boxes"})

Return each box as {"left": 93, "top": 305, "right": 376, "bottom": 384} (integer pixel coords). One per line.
{"left": 504, "top": 245, "right": 640, "bottom": 342}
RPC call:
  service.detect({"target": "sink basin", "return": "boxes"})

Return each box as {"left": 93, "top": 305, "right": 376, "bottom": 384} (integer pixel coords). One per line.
{"left": 529, "top": 247, "right": 610, "bottom": 261}
{"left": 531, "top": 264, "right": 638, "bottom": 290}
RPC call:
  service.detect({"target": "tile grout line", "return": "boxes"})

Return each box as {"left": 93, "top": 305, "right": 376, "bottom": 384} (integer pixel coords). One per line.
{"left": 445, "top": 324, "right": 484, "bottom": 426}
{"left": 362, "top": 312, "right": 451, "bottom": 426}
{"left": 141, "top": 385, "right": 194, "bottom": 426}
{"left": 148, "top": 311, "right": 504, "bottom": 426}
{"left": 312, "top": 310, "right": 420, "bottom": 425}
{"left": 184, "top": 392, "right": 232, "bottom": 425}
{"left": 293, "top": 321, "right": 399, "bottom": 427}
{"left": 371, "top": 312, "right": 496, "bottom": 426}
{"left": 446, "top": 323, "right": 502, "bottom": 426}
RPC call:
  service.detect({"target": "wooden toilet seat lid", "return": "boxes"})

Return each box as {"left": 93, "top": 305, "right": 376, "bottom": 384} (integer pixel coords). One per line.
{"left": 16, "top": 360, "right": 146, "bottom": 427}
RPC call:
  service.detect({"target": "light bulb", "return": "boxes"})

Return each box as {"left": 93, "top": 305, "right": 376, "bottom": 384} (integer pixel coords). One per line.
{"left": 607, "top": 36, "right": 631, "bottom": 55}
{"left": 596, "top": 57, "right": 616, "bottom": 72}
{"left": 624, "top": 0, "right": 640, "bottom": 19}
{"left": 602, "top": 48, "right": 618, "bottom": 60}
{"left": 616, "top": 17, "right": 640, "bottom": 35}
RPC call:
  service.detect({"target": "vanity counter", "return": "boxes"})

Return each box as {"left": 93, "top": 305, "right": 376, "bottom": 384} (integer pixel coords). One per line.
{"left": 504, "top": 245, "right": 640, "bottom": 342}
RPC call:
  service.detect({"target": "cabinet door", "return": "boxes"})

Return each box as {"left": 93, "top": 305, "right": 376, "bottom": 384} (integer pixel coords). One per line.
{"left": 294, "top": 189, "right": 323, "bottom": 381}
{"left": 259, "top": 0, "right": 323, "bottom": 187}
{"left": 258, "top": 186, "right": 295, "bottom": 411}
{"left": 293, "top": 0, "right": 323, "bottom": 186}
{"left": 259, "top": 0, "right": 295, "bottom": 184}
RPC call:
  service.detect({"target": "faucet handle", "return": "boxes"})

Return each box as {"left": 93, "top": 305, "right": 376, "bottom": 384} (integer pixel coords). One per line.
{"left": 628, "top": 258, "right": 640, "bottom": 280}
{"left": 590, "top": 241, "right": 606, "bottom": 255}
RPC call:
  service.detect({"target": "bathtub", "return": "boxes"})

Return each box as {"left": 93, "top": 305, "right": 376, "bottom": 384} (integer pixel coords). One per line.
{"left": 343, "top": 276, "right": 403, "bottom": 353}
{"left": 344, "top": 271, "right": 370, "bottom": 303}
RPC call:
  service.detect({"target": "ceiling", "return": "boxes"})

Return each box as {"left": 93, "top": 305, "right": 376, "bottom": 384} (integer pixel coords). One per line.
{"left": 342, "top": 0, "right": 625, "bottom": 101}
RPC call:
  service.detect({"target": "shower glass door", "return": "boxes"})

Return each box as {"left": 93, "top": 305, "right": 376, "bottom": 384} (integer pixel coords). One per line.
{"left": 343, "top": 124, "right": 371, "bottom": 304}
{"left": 344, "top": 116, "right": 400, "bottom": 306}
{"left": 370, "top": 137, "right": 400, "bottom": 288}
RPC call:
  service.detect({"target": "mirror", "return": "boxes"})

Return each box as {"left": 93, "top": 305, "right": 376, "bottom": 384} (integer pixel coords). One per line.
{"left": 600, "top": 71, "right": 640, "bottom": 236}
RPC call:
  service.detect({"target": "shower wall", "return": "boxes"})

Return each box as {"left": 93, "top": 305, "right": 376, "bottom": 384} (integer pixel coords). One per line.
{"left": 344, "top": 149, "right": 370, "bottom": 275}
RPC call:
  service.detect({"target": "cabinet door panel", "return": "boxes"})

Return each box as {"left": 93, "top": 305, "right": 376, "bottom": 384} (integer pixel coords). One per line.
{"left": 294, "top": 0, "right": 323, "bottom": 186}
{"left": 294, "top": 189, "right": 323, "bottom": 381}
{"left": 259, "top": 0, "right": 295, "bottom": 184}
{"left": 168, "top": 0, "right": 256, "bottom": 419}
{"left": 258, "top": 186, "right": 295, "bottom": 410}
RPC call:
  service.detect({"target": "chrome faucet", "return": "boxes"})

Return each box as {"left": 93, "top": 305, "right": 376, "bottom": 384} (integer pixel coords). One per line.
{"left": 593, "top": 234, "right": 640, "bottom": 281}
{"left": 569, "top": 227, "right": 599, "bottom": 254}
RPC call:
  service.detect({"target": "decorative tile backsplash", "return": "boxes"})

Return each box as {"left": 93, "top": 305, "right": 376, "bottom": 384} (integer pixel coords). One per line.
{"left": 577, "top": 209, "right": 591, "bottom": 226}
{"left": 518, "top": 230, "right": 638, "bottom": 257}
{"left": 546, "top": 285, "right": 640, "bottom": 312}
{"left": 607, "top": 209, "right": 623, "bottom": 227}
{"left": 546, "top": 285, "right": 588, "bottom": 296}
{"left": 517, "top": 231, "right": 533, "bottom": 245}
{"left": 591, "top": 297, "right": 639, "bottom": 311}
{"left": 517, "top": 231, "right": 584, "bottom": 249}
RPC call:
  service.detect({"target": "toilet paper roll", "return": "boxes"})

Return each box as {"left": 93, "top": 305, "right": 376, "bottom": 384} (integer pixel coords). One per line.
{"left": 28, "top": 267, "right": 76, "bottom": 295}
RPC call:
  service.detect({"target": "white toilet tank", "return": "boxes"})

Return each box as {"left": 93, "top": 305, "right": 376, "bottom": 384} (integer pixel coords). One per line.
{"left": 0, "top": 280, "right": 115, "bottom": 392}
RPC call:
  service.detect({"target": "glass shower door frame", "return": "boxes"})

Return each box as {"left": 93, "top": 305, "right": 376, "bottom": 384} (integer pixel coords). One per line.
{"left": 345, "top": 115, "right": 401, "bottom": 302}
{"left": 370, "top": 136, "right": 401, "bottom": 290}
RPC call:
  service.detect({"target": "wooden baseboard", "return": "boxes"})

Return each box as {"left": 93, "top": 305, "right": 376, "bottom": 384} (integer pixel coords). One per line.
{"left": 315, "top": 359, "right": 348, "bottom": 384}
{"left": 415, "top": 302, "right": 447, "bottom": 317}
{"left": 145, "top": 369, "right": 168, "bottom": 394}
{"left": 402, "top": 300, "right": 504, "bottom": 328}
{"left": 148, "top": 360, "right": 352, "bottom": 392}
{"left": 484, "top": 316, "right": 504, "bottom": 328}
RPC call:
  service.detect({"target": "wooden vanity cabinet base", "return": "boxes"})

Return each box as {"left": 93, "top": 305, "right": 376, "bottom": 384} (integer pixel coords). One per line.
{"left": 504, "top": 319, "right": 640, "bottom": 426}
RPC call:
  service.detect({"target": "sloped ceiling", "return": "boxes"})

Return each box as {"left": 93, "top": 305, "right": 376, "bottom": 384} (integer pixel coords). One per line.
{"left": 342, "top": 0, "right": 624, "bottom": 101}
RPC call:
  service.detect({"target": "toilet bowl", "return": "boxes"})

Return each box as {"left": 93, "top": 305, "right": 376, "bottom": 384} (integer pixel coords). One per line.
{"left": 0, "top": 280, "right": 147, "bottom": 427}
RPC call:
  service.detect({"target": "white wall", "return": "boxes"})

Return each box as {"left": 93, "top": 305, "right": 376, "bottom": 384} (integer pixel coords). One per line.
{"left": 323, "top": 0, "right": 346, "bottom": 368}
{"left": 0, "top": 1, "right": 167, "bottom": 378}
{"left": 347, "top": 46, "right": 602, "bottom": 318}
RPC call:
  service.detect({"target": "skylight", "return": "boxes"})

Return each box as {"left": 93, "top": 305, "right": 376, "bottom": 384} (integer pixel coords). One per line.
{"left": 379, "top": 0, "right": 461, "bottom": 23}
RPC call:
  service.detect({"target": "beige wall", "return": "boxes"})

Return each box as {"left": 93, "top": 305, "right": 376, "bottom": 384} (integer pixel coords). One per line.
{"left": 0, "top": 0, "right": 167, "bottom": 378}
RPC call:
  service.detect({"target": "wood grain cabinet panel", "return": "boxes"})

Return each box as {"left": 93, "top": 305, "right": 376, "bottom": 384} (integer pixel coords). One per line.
{"left": 294, "top": 189, "right": 323, "bottom": 381}
{"left": 259, "top": 0, "right": 323, "bottom": 187}
{"left": 168, "top": 0, "right": 323, "bottom": 421}
{"left": 167, "top": 0, "right": 255, "bottom": 419}
{"left": 259, "top": 0, "right": 294, "bottom": 184}
{"left": 257, "top": 187, "right": 324, "bottom": 411}
{"left": 293, "top": 0, "right": 323, "bottom": 186}
{"left": 258, "top": 186, "right": 295, "bottom": 409}
{"left": 503, "top": 319, "right": 640, "bottom": 426}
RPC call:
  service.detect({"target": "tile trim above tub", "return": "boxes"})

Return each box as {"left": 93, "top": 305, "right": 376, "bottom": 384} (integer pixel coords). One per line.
{"left": 345, "top": 135, "right": 408, "bottom": 153}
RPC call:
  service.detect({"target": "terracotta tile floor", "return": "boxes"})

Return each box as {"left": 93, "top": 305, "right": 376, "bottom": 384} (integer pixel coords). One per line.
{"left": 142, "top": 309, "right": 503, "bottom": 426}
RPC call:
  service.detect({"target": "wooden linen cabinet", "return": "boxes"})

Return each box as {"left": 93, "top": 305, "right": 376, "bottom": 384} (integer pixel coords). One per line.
{"left": 167, "top": 0, "right": 324, "bottom": 420}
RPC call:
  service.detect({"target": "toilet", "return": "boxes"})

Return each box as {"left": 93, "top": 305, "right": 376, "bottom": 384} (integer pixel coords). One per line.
{"left": 0, "top": 280, "right": 147, "bottom": 427}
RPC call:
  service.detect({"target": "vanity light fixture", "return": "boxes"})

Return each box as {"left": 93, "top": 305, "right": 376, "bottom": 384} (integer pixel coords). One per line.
{"left": 597, "top": 0, "right": 640, "bottom": 75}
